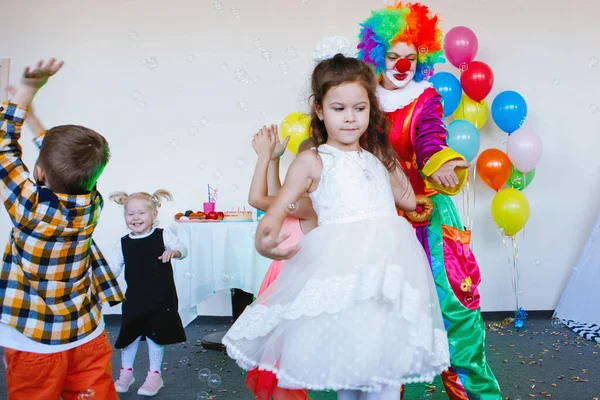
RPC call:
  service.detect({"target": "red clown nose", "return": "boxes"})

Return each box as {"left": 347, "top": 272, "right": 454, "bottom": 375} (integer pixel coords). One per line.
{"left": 394, "top": 58, "right": 412, "bottom": 73}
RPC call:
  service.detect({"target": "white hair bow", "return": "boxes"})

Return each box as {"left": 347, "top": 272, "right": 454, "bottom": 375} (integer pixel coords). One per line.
{"left": 310, "top": 36, "right": 356, "bottom": 64}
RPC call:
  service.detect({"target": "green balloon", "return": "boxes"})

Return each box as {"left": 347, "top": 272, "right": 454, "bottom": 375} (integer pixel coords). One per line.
{"left": 508, "top": 165, "right": 535, "bottom": 191}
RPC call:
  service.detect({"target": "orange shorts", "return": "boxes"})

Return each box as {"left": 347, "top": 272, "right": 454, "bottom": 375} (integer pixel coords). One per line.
{"left": 3, "top": 330, "right": 118, "bottom": 400}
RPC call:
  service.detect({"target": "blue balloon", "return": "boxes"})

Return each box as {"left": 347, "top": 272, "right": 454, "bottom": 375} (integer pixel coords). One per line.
{"left": 447, "top": 119, "right": 480, "bottom": 162}
{"left": 491, "top": 90, "right": 527, "bottom": 134}
{"left": 430, "top": 72, "right": 462, "bottom": 117}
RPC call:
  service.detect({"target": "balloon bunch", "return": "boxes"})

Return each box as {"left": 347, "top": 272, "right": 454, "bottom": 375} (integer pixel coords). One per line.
{"left": 430, "top": 26, "right": 491, "bottom": 165}
{"left": 431, "top": 26, "right": 544, "bottom": 329}
{"left": 489, "top": 85, "right": 541, "bottom": 240}
{"left": 430, "top": 25, "right": 543, "bottom": 237}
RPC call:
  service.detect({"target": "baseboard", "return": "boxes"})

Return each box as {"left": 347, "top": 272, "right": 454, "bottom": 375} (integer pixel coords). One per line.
{"left": 105, "top": 311, "right": 555, "bottom": 325}
{"left": 104, "top": 314, "right": 233, "bottom": 324}
{"left": 481, "top": 310, "right": 554, "bottom": 320}
{"left": 105, "top": 314, "right": 121, "bottom": 323}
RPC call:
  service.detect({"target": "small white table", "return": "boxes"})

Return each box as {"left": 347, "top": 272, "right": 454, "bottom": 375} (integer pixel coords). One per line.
{"left": 168, "top": 220, "right": 272, "bottom": 328}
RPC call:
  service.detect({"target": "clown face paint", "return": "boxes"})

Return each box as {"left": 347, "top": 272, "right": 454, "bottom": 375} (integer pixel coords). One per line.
{"left": 382, "top": 42, "right": 418, "bottom": 90}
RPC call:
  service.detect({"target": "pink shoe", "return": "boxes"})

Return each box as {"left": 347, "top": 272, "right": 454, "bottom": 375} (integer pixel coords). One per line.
{"left": 114, "top": 368, "right": 135, "bottom": 393}
{"left": 137, "top": 370, "right": 164, "bottom": 396}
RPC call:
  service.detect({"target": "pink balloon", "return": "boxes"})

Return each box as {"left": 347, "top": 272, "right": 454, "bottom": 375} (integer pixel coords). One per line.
{"left": 443, "top": 26, "right": 479, "bottom": 69}
{"left": 506, "top": 128, "right": 543, "bottom": 173}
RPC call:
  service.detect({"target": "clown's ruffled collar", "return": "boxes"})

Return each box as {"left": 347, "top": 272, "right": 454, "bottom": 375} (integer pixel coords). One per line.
{"left": 376, "top": 80, "right": 432, "bottom": 112}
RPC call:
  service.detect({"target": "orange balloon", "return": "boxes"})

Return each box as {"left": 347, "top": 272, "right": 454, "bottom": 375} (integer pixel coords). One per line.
{"left": 476, "top": 148, "right": 511, "bottom": 191}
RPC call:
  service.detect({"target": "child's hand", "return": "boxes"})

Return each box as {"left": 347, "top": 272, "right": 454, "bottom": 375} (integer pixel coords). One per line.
{"left": 252, "top": 126, "right": 276, "bottom": 158}
{"left": 21, "top": 58, "right": 64, "bottom": 90}
{"left": 255, "top": 225, "right": 300, "bottom": 260}
{"left": 270, "top": 125, "right": 290, "bottom": 160}
{"left": 158, "top": 249, "right": 182, "bottom": 263}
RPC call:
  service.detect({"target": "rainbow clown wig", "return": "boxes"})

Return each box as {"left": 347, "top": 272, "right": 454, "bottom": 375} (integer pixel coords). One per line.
{"left": 357, "top": 2, "right": 444, "bottom": 82}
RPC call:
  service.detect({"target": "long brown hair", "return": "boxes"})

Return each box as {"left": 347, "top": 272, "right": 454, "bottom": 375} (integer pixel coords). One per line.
{"left": 309, "top": 53, "right": 398, "bottom": 172}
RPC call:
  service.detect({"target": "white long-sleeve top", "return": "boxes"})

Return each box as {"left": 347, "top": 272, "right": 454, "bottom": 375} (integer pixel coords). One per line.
{"left": 109, "top": 228, "right": 188, "bottom": 277}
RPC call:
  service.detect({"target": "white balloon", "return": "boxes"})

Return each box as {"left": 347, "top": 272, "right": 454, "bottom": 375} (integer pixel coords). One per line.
{"left": 506, "top": 128, "right": 543, "bottom": 173}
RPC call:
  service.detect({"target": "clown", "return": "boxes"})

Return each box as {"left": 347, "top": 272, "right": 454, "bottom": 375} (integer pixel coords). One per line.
{"left": 358, "top": 4, "right": 502, "bottom": 399}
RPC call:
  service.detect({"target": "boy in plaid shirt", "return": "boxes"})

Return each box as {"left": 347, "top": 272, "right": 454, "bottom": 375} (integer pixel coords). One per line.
{"left": 0, "top": 59, "right": 124, "bottom": 399}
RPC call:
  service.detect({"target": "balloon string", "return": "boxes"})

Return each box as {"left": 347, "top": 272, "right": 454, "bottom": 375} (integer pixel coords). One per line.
{"left": 472, "top": 161, "right": 477, "bottom": 226}
{"left": 468, "top": 167, "right": 474, "bottom": 252}
{"left": 466, "top": 173, "right": 471, "bottom": 231}
{"left": 470, "top": 164, "right": 477, "bottom": 252}
{"left": 501, "top": 234, "right": 512, "bottom": 268}
{"left": 520, "top": 171, "right": 527, "bottom": 241}
{"left": 512, "top": 236, "right": 520, "bottom": 310}
{"left": 475, "top": 102, "right": 479, "bottom": 129}
{"left": 462, "top": 180, "right": 467, "bottom": 228}
{"left": 500, "top": 233, "right": 520, "bottom": 311}
{"left": 460, "top": 149, "right": 466, "bottom": 227}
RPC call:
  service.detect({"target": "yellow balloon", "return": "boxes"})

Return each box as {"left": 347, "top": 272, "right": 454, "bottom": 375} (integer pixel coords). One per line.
{"left": 280, "top": 112, "right": 311, "bottom": 155}
{"left": 491, "top": 188, "right": 530, "bottom": 236}
{"left": 453, "top": 94, "right": 489, "bottom": 129}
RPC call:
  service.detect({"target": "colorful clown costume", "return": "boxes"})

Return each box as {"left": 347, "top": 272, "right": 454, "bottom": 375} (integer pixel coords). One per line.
{"left": 358, "top": 3, "right": 502, "bottom": 399}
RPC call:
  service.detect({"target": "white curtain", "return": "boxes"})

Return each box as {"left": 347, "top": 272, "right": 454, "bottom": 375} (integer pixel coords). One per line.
{"left": 554, "top": 213, "right": 600, "bottom": 327}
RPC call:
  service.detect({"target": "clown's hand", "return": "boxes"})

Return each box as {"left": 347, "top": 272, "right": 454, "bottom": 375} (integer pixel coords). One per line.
{"left": 430, "top": 159, "right": 470, "bottom": 188}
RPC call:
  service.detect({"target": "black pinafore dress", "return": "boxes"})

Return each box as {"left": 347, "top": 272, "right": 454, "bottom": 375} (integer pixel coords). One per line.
{"left": 115, "top": 228, "right": 187, "bottom": 348}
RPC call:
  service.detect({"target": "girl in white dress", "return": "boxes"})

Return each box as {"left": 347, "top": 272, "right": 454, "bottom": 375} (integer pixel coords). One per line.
{"left": 223, "top": 54, "right": 450, "bottom": 400}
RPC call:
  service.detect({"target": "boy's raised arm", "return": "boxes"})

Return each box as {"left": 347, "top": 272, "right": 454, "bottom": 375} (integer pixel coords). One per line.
{"left": 0, "top": 59, "right": 63, "bottom": 225}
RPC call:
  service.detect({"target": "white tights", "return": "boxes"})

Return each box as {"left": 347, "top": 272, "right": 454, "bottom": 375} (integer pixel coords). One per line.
{"left": 337, "top": 386, "right": 401, "bottom": 400}
{"left": 121, "top": 336, "right": 165, "bottom": 373}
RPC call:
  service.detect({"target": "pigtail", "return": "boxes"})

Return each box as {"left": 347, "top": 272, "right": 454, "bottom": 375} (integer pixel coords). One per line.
{"left": 150, "top": 189, "right": 174, "bottom": 208}
{"left": 109, "top": 191, "right": 130, "bottom": 206}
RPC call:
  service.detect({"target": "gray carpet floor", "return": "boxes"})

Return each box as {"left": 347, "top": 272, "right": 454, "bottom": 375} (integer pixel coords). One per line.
{"left": 1, "top": 313, "right": 599, "bottom": 399}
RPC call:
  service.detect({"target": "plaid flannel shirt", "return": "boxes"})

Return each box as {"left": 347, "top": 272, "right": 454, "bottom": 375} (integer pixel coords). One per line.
{"left": 0, "top": 101, "right": 123, "bottom": 345}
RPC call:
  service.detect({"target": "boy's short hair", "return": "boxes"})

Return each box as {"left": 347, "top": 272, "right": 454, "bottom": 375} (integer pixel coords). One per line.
{"left": 37, "top": 125, "right": 110, "bottom": 194}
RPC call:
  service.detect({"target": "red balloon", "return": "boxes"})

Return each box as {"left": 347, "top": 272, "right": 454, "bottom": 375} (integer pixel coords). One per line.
{"left": 460, "top": 61, "right": 494, "bottom": 102}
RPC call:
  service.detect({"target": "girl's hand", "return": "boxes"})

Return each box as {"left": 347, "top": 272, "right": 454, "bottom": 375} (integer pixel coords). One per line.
{"left": 252, "top": 126, "right": 276, "bottom": 158}
{"left": 158, "top": 249, "right": 182, "bottom": 263}
{"left": 255, "top": 225, "right": 300, "bottom": 260}
{"left": 269, "top": 125, "right": 290, "bottom": 160}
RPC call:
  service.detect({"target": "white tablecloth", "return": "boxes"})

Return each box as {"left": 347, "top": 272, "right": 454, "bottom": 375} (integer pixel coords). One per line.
{"left": 168, "top": 221, "right": 272, "bottom": 327}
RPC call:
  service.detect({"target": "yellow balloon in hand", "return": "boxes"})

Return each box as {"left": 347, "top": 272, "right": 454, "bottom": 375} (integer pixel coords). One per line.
{"left": 280, "top": 112, "right": 311, "bottom": 155}
{"left": 491, "top": 188, "right": 530, "bottom": 236}
{"left": 453, "top": 94, "right": 489, "bottom": 129}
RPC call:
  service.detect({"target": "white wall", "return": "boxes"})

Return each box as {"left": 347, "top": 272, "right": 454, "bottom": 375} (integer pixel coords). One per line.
{"left": 0, "top": 0, "right": 598, "bottom": 312}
